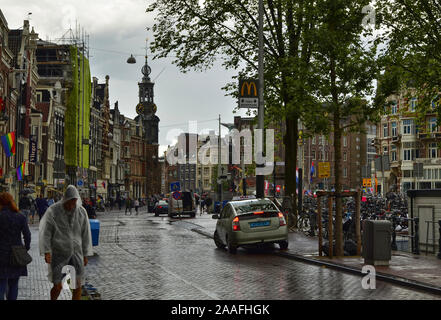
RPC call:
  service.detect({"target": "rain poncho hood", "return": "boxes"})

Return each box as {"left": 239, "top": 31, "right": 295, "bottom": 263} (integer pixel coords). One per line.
{"left": 39, "top": 185, "right": 93, "bottom": 284}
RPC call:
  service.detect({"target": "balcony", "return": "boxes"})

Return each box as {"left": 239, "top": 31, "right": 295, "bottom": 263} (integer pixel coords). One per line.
{"left": 418, "top": 132, "right": 436, "bottom": 140}
{"left": 391, "top": 134, "right": 401, "bottom": 144}
{"left": 415, "top": 158, "right": 441, "bottom": 165}
{"left": 390, "top": 160, "right": 401, "bottom": 168}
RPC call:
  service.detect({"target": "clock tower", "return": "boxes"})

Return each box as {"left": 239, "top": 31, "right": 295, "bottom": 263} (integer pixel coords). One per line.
{"left": 135, "top": 45, "right": 161, "bottom": 196}
{"left": 136, "top": 53, "right": 159, "bottom": 144}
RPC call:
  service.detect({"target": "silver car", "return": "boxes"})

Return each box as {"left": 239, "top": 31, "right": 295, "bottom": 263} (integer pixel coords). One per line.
{"left": 212, "top": 198, "right": 288, "bottom": 254}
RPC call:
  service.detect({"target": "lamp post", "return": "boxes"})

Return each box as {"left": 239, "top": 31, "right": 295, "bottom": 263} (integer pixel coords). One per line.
{"left": 256, "top": 0, "right": 265, "bottom": 199}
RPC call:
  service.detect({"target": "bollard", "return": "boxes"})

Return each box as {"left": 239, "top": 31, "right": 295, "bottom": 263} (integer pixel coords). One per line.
{"left": 391, "top": 216, "right": 397, "bottom": 251}
{"left": 438, "top": 220, "right": 441, "bottom": 259}
{"left": 414, "top": 217, "right": 420, "bottom": 255}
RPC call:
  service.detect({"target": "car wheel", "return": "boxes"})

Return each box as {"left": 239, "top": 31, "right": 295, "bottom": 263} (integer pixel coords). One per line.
{"left": 279, "top": 240, "right": 289, "bottom": 250}
{"left": 226, "top": 236, "right": 237, "bottom": 254}
{"left": 155, "top": 213, "right": 159, "bottom": 217}
{"left": 214, "top": 231, "right": 225, "bottom": 249}
{"left": 190, "top": 212, "right": 196, "bottom": 218}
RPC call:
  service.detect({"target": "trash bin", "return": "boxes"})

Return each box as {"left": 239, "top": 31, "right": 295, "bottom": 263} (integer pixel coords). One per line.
{"left": 89, "top": 219, "right": 100, "bottom": 247}
{"left": 362, "top": 220, "right": 392, "bottom": 266}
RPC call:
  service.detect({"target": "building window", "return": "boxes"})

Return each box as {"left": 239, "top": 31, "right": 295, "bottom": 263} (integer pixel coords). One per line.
{"left": 383, "top": 124, "right": 388, "bottom": 138}
{"left": 403, "top": 119, "right": 413, "bottom": 135}
{"left": 429, "top": 117, "right": 438, "bottom": 133}
{"left": 391, "top": 145, "right": 397, "bottom": 161}
{"left": 343, "top": 167, "right": 347, "bottom": 178}
{"left": 392, "top": 122, "right": 397, "bottom": 137}
{"left": 312, "top": 151, "right": 316, "bottom": 160}
{"left": 404, "top": 149, "right": 411, "bottom": 161}
{"left": 429, "top": 143, "right": 437, "bottom": 158}
{"left": 312, "top": 137, "right": 316, "bottom": 145}
{"left": 391, "top": 101, "right": 398, "bottom": 114}
{"left": 343, "top": 136, "right": 347, "bottom": 147}
{"left": 343, "top": 152, "right": 347, "bottom": 161}
{"left": 410, "top": 98, "right": 417, "bottom": 112}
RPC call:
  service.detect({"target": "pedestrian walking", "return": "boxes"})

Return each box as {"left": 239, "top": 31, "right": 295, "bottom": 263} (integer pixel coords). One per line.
{"left": 118, "top": 197, "right": 123, "bottom": 211}
{"left": 0, "top": 192, "right": 31, "bottom": 300}
{"left": 201, "top": 199, "right": 205, "bottom": 214}
{"left": 29, "top": 197, "right": 37, "bottom": 224}
{"left": 35, "top": 194, "right": 49, "bottom": 222}
{"left": 205, "top": 196, "right": 213, "bottom": 213}
{"left": 125, "top": 197, "right": 132, "bottom": 215}
{"left": 134, "top": 199, "right": 140, "bottom": 215}
{"left": 19, "top": 194, "right": 32, "bottom": 224}
{"left": 39, "top": 185, "right": 93, "bottom": 301}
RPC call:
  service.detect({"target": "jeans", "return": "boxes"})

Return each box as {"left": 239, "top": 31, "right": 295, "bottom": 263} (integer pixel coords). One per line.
{"left": 22, "top": 209, "right": 30, "bottom": 223}
{"left": 0, "top": 278, "right": 20, "bottom": 300}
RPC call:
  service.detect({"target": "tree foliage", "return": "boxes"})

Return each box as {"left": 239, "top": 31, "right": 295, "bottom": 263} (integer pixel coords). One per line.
{"left": 376, "top": 0, "right": 441, "bottom": 125}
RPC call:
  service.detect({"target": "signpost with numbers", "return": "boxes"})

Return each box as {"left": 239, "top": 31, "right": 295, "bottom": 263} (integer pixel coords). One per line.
{"left": 318, "top": 162, "right": 331, "bottom": 179}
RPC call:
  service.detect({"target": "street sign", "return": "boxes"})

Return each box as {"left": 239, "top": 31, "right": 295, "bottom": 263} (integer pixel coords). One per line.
{"left": 172, "top": 191, "right": 182, "bottom": 200}
{"left": 170, "top": 181, "right": 181, "bottom": 192}
{"left": 362, "top": 178, "right": 372, "bottom": 187}
{"left": 318, "top": 162, "right": 331, "bottom": 179}
{"left": 276, "top": 185, "right": 281, "bottom": 192}
{"left": 77, "top": 179, "right": 84, "bottom": 187}
{"left": 239, "top": 79, "right": 259, "bottom": 109}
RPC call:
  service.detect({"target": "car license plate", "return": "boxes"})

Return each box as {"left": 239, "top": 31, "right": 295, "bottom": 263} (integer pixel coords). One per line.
{"left": 250, "top": 221, "right": 270, "bottom": 228}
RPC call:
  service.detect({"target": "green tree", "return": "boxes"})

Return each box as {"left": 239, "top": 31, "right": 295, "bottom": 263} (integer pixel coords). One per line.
{"left": 147, "top": 0, "right": 319, "bottom": 225}
{"left": 303, "top": 0, "right": 380, "bottom": 256}
{"left": 376, "top": 0, "right": 441, "bottom": 123}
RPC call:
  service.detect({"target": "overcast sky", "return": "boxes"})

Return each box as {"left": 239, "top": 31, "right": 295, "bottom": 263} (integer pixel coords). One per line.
{"left": 1, "top": 0, "right": 248, "bottom": 154}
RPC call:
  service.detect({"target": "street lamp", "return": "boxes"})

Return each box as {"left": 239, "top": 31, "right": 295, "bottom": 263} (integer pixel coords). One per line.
{"left": 127, "top": 54, "right": 137, "bottom": 64}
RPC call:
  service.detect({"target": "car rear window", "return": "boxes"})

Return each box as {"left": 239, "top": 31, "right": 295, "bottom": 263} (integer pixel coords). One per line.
{"left": 232, "top": 201, "right": 278, "bottom": 215}
{"left": 158, "top": 201, "right": 168, "bottom": 205}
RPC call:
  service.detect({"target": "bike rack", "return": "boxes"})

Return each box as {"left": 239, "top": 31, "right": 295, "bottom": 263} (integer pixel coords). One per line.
{"left": 316, "top": 190, "right": 362, "bottom": 258}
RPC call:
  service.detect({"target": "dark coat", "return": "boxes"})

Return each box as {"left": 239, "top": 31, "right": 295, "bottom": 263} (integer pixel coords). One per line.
{"left": 35, "top": 198, "right": 49, "bottom": 216}
{"left": 0, "top": 208, "right": 31, "bottom": 278}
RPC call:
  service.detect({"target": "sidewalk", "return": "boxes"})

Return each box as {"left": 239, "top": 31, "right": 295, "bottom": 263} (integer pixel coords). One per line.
{"left": 282, "top": 231, "right": 441, "bottom": 294}
{"left": 189, "top": 213, "right": 441, "bottom": 295}
{"left": 17, "top": 223, "right": 72, "bottom": 300}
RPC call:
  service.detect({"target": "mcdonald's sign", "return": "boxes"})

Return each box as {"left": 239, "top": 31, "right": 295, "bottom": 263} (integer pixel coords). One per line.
{"left": 239, "top": 79, "right": 259, "bottom": 109}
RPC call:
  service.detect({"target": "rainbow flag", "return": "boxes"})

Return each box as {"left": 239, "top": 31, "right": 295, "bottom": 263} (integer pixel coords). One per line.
{"left": 16, "top": 161, "right": 25, "bottom": 181}
{"left": 1, "top": 132, "right": 15, "bottom": 157}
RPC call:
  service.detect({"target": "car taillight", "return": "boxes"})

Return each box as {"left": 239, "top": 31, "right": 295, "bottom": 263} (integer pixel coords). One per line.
{"left": 253, "top": 211, "right": 264, "bottom": 215}
{"left": 232, "top": 216, "right": 240, "bottom": 231}
{"left": 158, "top": 206, "right": 162, "bottom": 209}
{"left": 278, "top": 212, "right": 286, "bottom": 226}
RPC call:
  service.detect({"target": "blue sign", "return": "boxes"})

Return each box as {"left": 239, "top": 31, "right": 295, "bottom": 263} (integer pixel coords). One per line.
{"left": 170, "top": 181, "right": 181, "bottom": 192}
{"left": 77, "top": 179, "right": 84, "bottom": 187}
{"left": 172, "top": 191, "right": 182, "bottom": 200}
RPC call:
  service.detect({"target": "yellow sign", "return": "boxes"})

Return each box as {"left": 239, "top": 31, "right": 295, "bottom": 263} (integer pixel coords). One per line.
{"left": 318, "top": 162, "right": 331, "bottom": 178}
{"left": 240, "top": 80, "right": 258, "bottom": 97}
{"left": 363, "top": 178, "right": 372, "bottom": 187}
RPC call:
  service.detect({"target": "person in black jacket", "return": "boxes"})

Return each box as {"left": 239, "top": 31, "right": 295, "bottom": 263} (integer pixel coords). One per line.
{"left": 0, "top": 192, "right": 31, "bottom": 300}
{"left": 19, "top": 195, "right": 32, "bottom": 223}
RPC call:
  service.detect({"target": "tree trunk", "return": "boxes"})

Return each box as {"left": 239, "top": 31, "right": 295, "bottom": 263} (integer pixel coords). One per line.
{"left": 330, "top": 49, "right": 344, "bottom": 256}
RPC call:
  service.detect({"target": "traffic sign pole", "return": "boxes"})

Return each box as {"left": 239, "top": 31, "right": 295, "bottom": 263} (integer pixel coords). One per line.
{"left": 256, "top": 0, "right": 264, "bottom": 199}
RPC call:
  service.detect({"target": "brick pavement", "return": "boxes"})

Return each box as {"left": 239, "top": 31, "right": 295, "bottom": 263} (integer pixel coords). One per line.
{"left": 16, "top": 209, "right": 441, "bottom": 300}
{"left": 17, "top": 224, "right": 72, "bottom": 300}
{"left": 190, "top": 212, "right": 441, "bottom": 293}
{"left": 81, "top": 210, "right": 441, "bottom": 299}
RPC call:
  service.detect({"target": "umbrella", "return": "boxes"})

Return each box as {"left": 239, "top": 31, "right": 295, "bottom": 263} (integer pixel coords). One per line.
{"left": 20, "top": 188, "right": 35, "bottom": 195}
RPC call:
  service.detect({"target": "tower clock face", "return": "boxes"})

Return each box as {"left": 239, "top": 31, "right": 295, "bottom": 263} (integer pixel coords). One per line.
{"left": 136, "top": 103, "right": 144, "bottom": 115}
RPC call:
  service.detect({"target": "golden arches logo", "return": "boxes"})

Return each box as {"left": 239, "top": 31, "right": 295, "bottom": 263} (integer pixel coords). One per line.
{"left": 241, "top": 81, "right": 258, "bottom": 97}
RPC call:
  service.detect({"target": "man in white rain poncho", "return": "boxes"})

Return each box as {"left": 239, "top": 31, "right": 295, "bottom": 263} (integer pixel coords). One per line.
{"left": 39, "top": 185, "right": 93, "bottom": 300}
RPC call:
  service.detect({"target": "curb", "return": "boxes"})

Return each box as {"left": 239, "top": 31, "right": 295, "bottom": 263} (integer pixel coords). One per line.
{"left": 274, "top": 251, "right": 441, "bottom": 296}
{"left": 189, "top": 228, "right": 441, "bottom": 296}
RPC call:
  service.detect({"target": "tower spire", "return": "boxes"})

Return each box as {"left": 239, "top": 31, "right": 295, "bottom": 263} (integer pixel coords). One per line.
{"left": 141, "top": 37, "right": 151, "bottom": 82}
